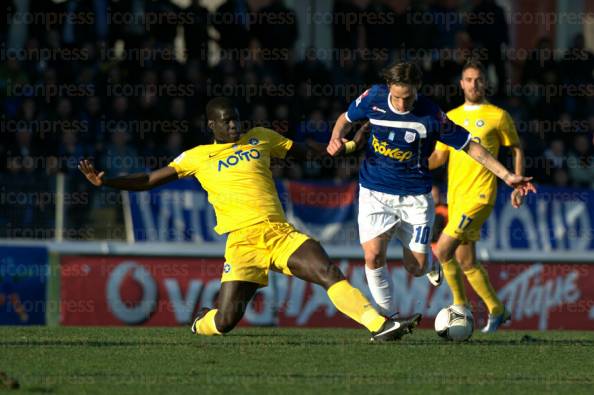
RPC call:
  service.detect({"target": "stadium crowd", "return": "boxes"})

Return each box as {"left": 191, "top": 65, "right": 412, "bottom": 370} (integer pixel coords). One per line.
{"left": 1, "top": 0, "right": 593, "bottom": 205}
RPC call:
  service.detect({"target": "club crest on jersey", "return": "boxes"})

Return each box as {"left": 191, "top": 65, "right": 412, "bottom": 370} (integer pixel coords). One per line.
{"left": 218, "top": 149, "right": 261, "bottom": 171}
{"left": 355, "top": 89, "right": 370, "bottom": 107}
{"left": 248, "top": 138, "right": 259, "bottom": 146}
{"left": 476, "top": 120, "right": 485, "bottom": 127}
{"left": 223, "top": 263, "right": 231, "bottom": 273}
{"left": 372, "top": 135, "right": 413, "bottom": 161}
{"left": 404, "top": 131, "right": 416, "bottom": 143}
{"left": 372, "top": 106, "right": 386, "bottom": 113}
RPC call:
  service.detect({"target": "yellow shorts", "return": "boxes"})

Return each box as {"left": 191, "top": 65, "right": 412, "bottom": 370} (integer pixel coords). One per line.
{"left": 443, "top": 203, "right": 494, "bottom": 243}
{"left": 222, "top": 221, "right": 311, "bottom": 286}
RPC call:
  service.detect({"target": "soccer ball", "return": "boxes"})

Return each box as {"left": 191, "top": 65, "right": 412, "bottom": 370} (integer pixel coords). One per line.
{"left": 434, "top": 305, "right": 474, "bottom": 341}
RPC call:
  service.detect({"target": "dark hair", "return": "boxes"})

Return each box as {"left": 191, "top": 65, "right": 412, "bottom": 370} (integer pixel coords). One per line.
{"left": 206, "top": 97, "right": 235, "bottom": 120}
{"left": 380, "top": 62, "right": 423, "bottom": 87}
{"left": 461, "top": 58, "right": 486, "bottom": 76}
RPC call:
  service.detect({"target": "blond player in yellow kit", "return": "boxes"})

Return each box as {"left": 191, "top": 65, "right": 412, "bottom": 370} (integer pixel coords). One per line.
{"left": 429, "top": 59, "right": 535, "bottom": 332}
{"left": 79, "top": 97, "right": 422, "bottom": 341}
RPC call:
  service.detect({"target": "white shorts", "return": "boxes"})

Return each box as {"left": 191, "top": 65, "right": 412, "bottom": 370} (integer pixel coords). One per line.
{"left": 358, "top": 185, "right": 435, "bottom": 254}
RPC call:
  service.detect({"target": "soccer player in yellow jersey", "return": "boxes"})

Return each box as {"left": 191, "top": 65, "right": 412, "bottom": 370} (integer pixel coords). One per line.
{"left": 428, "top": 59, "right": 535, "bottom": 332}
{"left": 79, "top": 97, "right": 422, "bottom": 341}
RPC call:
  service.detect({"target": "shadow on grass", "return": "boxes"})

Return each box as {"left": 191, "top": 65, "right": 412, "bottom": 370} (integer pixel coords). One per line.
{"left": 27, "top": 386, "right": 56, "bottom": 393}
{"left": 3, "top": 335, "right": 593, "bottom": 348}
{"left": 400, "top": 335, "right": 594, "bottom": 347}
{"left": 0, "top": 340, "right": 188, "bottom": 347}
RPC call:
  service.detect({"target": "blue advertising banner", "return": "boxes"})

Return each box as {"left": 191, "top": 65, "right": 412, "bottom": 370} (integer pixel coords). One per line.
{"left": 482, "top": 186, "right": 594, "bottom": 252}
{"left": 128, "top": 178, "right": 225, "bottom": 243}
{"left": 0, "top": 246, "right": 48, "bottom": 325}
{"left": 129, "top": 181, "right": 594, "bottom": 252}
{"left": 128, "top": 179, "right": 359, "bottom": 244}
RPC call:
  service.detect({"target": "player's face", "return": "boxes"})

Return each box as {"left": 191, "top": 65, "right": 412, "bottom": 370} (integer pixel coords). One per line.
{"left": 460, "top": 68, "right": 486, "bottom": 104}
{"left": 209, "top": 107, "right": 242, "bottom": 143}
{"left": 389, "top": 84, "right": 417, "bottom": 112}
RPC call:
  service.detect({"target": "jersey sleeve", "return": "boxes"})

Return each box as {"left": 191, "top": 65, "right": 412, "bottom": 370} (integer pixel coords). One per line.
{"left": 435, "top": 109, "right": 471, "bottom": 151}
{"left": 497, "top": 111, "right": 520, "bottom": 147}
{"left": 259, "top": 128, "right": 294, "bottom": 159}
{"left": 168, "top": 150, "right": 198, "bottom": 178}
{"left": 345, "top": 86, "right": 374, "bottom": 122}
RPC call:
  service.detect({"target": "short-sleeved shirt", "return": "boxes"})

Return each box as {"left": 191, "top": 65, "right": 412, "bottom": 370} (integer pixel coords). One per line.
{"left": 435, "top": 103, "right": 520, "bottom": 205}
{"left": 168, "top": 127, "right": 293, "bottom": 234}
{"left": 346, "top": 84, "right": 471, "bottom": 195}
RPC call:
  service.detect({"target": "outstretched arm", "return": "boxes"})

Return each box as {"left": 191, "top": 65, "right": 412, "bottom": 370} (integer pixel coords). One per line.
{"left": 463, "top": 141, "right": 536, "bottom": 194}
{"left": 285, "top": 140, "right": 329, "bottom": 162}
{"left": 78, "top": 159, "right": 179, "bottom": 191}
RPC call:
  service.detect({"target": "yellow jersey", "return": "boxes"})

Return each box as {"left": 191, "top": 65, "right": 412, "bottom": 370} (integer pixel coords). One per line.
{"left": 435, "top": 103, "right": 519, "bottom": 206}
{"left": 168, "top": 127, "right": 293, "bottom": 234}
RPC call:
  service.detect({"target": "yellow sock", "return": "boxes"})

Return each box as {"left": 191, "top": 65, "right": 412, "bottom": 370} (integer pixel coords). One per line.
{"left": 195, "top": 309, "right": 222, "bottom": 336}
{"left": 442, "top": 258, "right": 468, "bottom": 306}
{"left": 327, "top": 280, "right": 386, "bottom": 333}
{"left": 464, "top": 263, "right": 503, "bottom": 316}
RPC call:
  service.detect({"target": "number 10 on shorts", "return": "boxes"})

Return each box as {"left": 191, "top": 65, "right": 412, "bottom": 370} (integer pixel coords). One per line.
{"left": 414, "top": 226, "right": 430, "bottom": 244}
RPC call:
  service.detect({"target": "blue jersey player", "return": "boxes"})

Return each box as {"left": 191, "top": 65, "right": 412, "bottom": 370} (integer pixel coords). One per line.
{"left": 327, "top": 62, "right": 534, "bottom": 316}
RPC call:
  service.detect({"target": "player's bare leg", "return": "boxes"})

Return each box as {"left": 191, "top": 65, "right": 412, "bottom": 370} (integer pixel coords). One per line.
{"left": 287, "top": 239, "right": 345, "bottom": 288}
{"left": 288, "top": 239, "right": 421, "bottom": 341}
{"left": 454, "top": 241, "right": 477, "bottom": 271}
{"left": 402, "top": 247, "right": 431, "bottom": 276}
{"left": 455, "top": 242, "right": 509, "bottom": 332}
{"left": 191, "top": 281, "right": 259, "bottom": 335}
{"left": 401, "top": 245, "right": 443, "bottom": 286}
{"left": 361, "top": 230, "right": 395, "bottom": 316}
{"left": 434, "top": 233, "right": 467, "bottom": 305}
{"left": 434, "top": 233, "right": 461, "bottom": 264}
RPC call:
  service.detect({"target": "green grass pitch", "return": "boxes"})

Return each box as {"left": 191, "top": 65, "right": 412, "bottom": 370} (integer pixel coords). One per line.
{"left": 1, "top": 327, "right": 593, "bottom": 394}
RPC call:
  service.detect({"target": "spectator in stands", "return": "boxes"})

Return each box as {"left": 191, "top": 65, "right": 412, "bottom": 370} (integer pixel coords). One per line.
{"left": 332, "top": 0, "right": 369, "bottom": 53}
{"left": 364, "top": 0, "right": 410, "bottom": 56}
{"left": 522, "top": 37, "right": 558, "bottom": 85}
{"left": 467, "top": 0, "right": 509, "bottom": 96}
{"left": 7, "top": 128, "right": 36, "bottom": 174}
{"left": 552, "top": 168, "right": 570, "bottom": 188}
{"left": 213, "top": 0, "right": 269, "bottom": 55}
{"left": 144, "top": 0, "right": 181, "bottom": 48}
{"left": 79, "top": 96, "right": 105, "bottom": 152}
{"left": 567, "top": 134, "right": 594, "bottom": 189}
{"left": 0, "top": 0, "right": 593, "bottom": 240}
{"left": 58, "top": 128, "right": 86, "bottom": 176}
{"left": 544, "top": 139, "right": 567, "bottom": 184}
{"left": 544, "top": 139, "right": 566, "bottom": 169}
{"left": 428, "top": 31, "right": 473, "bottom": 109}
{"left": 534, "top": 66, "right": 564, "bottom": 122}
{"left": 251, "top": 0, "right": 298, "bottom": 76}
{"left": 428, "top": 0, "right": 465, "bottom": 50}
{"left": 108, "top": 97, "right": 134, "bottom": 137}
{"left": 101, "top": 126, "right": 141, "bottom": 177}
{"left": 160, "top": 132, "right": 184, "bottom": 165}
{"left": 559, "top": 33, "right": 594, "bottom": 118}
{"left": 183, "top": 0, "right": 210, "bottom": 68}
{"left": 0, "top": 58, "right": 29, "bottom": 118}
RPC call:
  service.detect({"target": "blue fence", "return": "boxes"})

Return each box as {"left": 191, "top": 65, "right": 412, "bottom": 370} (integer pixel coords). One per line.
{"left": 128, "top": 181, "right": 594, "bottom": 252}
